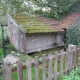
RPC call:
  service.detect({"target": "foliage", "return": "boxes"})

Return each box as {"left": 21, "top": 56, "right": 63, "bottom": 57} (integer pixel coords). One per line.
{"left": 32, "top": 0, "right": 78, "bottom": 20}
{"left": 66, "top": 17, "right": 80, "bottom": 47}
{"left": 6, "top": 44, "right": 16, "bottom": 51}
{"left": 0, "top": 48, "right": 3, "bottom": 55}
{"left": 0, "top": 27, "right": 2, "bottom": 47}
{"left": 66, "top": 0, "right": 80, "bottom": 47}
{"left": 66, "top": 26, "right": 80, "bottom": 46}
{"left": 69, "top": 0, "right": 80, "bottom": 13}
{"left": 5, "top": 37, "right": 10, "bottom": 45}
{"left": 62, "top": 67, "right": 80, "bottom": 80}
{"left": 62, "top": 57, "right": 80, "bottom": 80}
{"left": 0, "top": 0, "right": 24, "bottom": 15}
{"left": 0, "top": 0, "right": 79, "bottom": 20}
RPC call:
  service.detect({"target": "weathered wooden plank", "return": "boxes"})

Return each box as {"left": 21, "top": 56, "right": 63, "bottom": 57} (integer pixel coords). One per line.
{"left": 42, "top": 54, "right": 46, "bottom": 80}
{"left": 60, "top": 49, "right": 64, "bottom": 75}
{"left": 65, "top": 48, "right": 69, "bottom": 74}
{"left": 54, "top": 51, "right": 58, "bottom": 80}
{"left": 73, "top": 49, "right": 77, "bottom": 67}
{"left": 16, "top": 61, "right": 23, "bottom": 80}
{"left": 68, "top": 50, "right": 72, "bottom": 72}
{"left": 35, "top": 56, "right": 39, "bottom": 80}
{"left": 48, "top": 53, "right": 52, "bottom": 80}
{"left": 2, "top": 63, "right": 12, "bottom": 80}
{"left": 77, "top": 47, "right": 80, "bottom": 66}
{"left": 69, "top": 49, "right": 73, "bottom": 71}
{"left": 26, "top": 58, "right": 32, "bottom": 80}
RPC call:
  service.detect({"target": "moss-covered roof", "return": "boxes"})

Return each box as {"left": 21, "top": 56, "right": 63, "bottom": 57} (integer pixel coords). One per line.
{"left": 11, "top": 1, "right": 80, "bottom": 34}
{"left": 11, "top": 14, "right": 63, "bottom": 33}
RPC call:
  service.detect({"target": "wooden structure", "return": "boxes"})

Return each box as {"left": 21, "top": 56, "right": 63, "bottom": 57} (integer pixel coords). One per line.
{"left": 2, "top": 46, "right": 80, "bottom": 80}
{"left": 7, "top": 14, "right": 66, "bottom": 53}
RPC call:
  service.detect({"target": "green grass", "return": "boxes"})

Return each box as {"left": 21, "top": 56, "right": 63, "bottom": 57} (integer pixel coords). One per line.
{"left": 12, "top": 67, "right": 43, "bottom": 80}
{"left": 29, "top": 48, "right": 61, "bottom": 58}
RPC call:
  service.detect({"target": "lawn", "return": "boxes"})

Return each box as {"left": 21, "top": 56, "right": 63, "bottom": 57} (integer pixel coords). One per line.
{"left": 12, "top": 67, "right": 43, "bottom": 80}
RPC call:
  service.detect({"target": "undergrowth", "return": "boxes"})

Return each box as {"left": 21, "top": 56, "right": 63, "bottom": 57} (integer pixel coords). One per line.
{"left": 62, "top": 57, "right": 80, "bottom": 80}
{"left": 62, "top": 67, "right": 80, "bottom": 80}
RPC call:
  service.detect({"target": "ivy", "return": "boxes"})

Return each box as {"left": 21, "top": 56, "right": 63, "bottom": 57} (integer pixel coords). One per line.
{"left": 66, "top": 25, "right": 80, "bottom": 47}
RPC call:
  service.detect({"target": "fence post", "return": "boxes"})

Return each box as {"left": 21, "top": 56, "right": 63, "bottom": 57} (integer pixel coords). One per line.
{"left": 16, "top": 60, "right": 23, "bottom": 80}
{"left": 42, "top": 54, "right": 46, "bottom": 80}
{"left": 65, "top": 48, "right": 70, "bottom": 74}
{"left": 48, "top": 53, "right": 52, "bottom": 80}
{"left": 54, "top": 51, "right": 58, "bottom": 80}
{"left": 77, "top": 46, "right": 80, "bottom": 66}
{"left": 26, "top": 58, "right": 32, "bottom": 80}
{"left": 73, "top": 48, "right": 77, "bottom": 67}
{"left": 2, "top": 59, "right": 12, "bottom": 80}
{"left": 35, "top": 56, "right": 39, "bottom": 80}
{"left": 60, "top": 49, "right": 64, "bottom": 79}
{"left": 69, "top": 48, "right": 73, "bottom": 70}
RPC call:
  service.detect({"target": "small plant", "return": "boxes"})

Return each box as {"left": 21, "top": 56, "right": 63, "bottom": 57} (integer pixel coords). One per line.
{"left": 39, "top": 57, "right": 43, "bottom": 62}
{"left": 62, "top": 57, "right": 80, "bottom": 80}
{"left": 6, "top": 44, "right": 15, "bottom": 51}
{"left": 5, "top": 37, "right": 10, "bottom": 45}
{"left": 62, "top": 67, "right": 80, "bottom": 80}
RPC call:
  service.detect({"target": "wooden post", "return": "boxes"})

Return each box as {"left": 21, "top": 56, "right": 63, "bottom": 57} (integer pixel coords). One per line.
{"left": 60, "top": 49, "right": 64, "bottom": 77}
{"left": 69, "top": 48, "right": 73, "bottom": 71}
{"left": 77, "top": 46, "right": 80, "bottom": 66}
{"left": 54, "top": 51, "right": 58, "bottom": 80}
{"left": 65, "top": 48, "right": 69, "bottom": 74}
{"left": 16, "top": 60, "right": 23, "bottom": 80}
{"left": 42, "top": 54, "right": 46, "bottom": 80}
{"left": 48, "top": 53, "right": 52, "bottom": 80}
{"left": 73, "top": 49, "right": 77, "bottom": 67}
{"left": 26, "top": 58, "right": 32, "bottom": 80}
{"left": 35, "top": 56, "right": 39, "bottom": 80}
{"left": 2, "top": 62, "right": 12, "bottom": 80}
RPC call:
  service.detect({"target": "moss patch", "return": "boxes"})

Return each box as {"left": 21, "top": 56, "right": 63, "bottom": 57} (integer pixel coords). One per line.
{"left": 11, "top": 14, "right": 57, "bottom": 33}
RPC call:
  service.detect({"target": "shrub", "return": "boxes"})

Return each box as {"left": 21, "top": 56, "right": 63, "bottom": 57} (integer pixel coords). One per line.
{"left": 62, "top": 67, "right": 80, "bottom": 80}
{"left": 6, "top": 44, "right": 15, "bottom": 51}
{"left": 5, "top": 37, "right": 10, "bottom": 45}
{"left": 66, "top": 25, "right": 80, "bottom": 47}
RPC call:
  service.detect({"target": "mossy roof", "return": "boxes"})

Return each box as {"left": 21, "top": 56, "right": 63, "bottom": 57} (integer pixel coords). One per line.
{"left": 11, "top": 3, "right": 80, "bottom": 34}
{"left": 11, "top": 14, "right": 63, "bottom": 33}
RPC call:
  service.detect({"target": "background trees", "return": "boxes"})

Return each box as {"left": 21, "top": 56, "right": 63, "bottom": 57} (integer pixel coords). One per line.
{"left": 0, "top": 0, "right": 78, "bottom": 20}
{"left": 32, "top": 0, "right": 78, "bottom": 20}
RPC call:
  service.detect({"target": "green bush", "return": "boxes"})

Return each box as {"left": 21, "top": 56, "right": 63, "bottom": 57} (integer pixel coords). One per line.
{"left": 5, "top": 37, "right": 10, "bottom": 45}
{"left": 62, "top": 67, "right": 80, "bottom": 80}
{"left": 66, "top": 25, "right": 80, "bottom": 47}
{"left": 0, "top": 48, "right": 3, "bottom": 55}
{"left": 6, "top": 44, "right": 15, "bottom": 51}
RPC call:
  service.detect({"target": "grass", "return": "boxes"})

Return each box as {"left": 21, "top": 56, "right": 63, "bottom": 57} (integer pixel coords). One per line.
{"left": 12, "top": 67, "right": 43, "bottom": 80}
{"left": 29, "top": 48, "right": 61, "bottom": 58}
